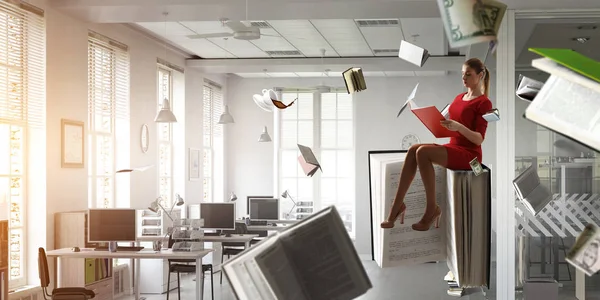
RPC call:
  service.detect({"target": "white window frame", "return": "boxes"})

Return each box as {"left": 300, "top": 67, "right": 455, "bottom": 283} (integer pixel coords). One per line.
{"left": 157, "top": 65, "right": 174, "bottom": 206}
{"left": 202, "top": 80, "right": 224, "bottom": 203}
{"left": 275, "top": 90, "right": 355, "bottom": 237}
{"left": 0, "top": 0, "right": 45, "bottom": 288}
{"left": 87, "top": 31, "right": 130, "bottom": 209}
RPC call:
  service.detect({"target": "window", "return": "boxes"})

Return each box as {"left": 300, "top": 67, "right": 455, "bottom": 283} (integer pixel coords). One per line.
{"left": 0, "top": 1, "right": 45, "bottom": 288}
{"left": 157, "top": 66, "right": 173, "bottom": 206}
{"left": 277, "top": 91, "right": 355, "bottom": 237}
{"left": 202, "top": 80, "right": 224, "bottom": 203}
{"left": 88, "top": 31, "right": 130, "bottom": 209}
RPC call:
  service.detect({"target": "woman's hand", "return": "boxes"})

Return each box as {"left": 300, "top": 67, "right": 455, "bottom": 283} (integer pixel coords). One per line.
{"left": 440, "top": 120, "right": 464, "bottom": 132}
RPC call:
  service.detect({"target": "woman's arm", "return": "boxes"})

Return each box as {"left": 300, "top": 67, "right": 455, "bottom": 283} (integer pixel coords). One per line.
{"left": 457, "top": 125, "right": 484, "bottom": 145}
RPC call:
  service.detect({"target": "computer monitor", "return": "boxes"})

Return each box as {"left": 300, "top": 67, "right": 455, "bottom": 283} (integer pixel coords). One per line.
{"left": 249, "top": 198, "right": 279, "bottom": 220}
{"left": 199, "top": 203, "right": 235, "bottom": 230}
{"left": 88, "top": 209, "right": 137, "bottom": 243}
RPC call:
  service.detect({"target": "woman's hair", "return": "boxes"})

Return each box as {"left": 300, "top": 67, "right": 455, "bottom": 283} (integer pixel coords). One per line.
{"left": 464, "top": 58, "right": 490, "bottom": 96}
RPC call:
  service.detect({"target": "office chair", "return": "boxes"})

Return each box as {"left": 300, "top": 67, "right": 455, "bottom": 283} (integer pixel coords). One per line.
{"left": 38, "top": 247, "right": 95, "bottom": 300}
{"left": 166, "top": 234, "right": 214, "bottom": 300}
{"left": 220, "top": 222, "right": 249, "bottom": 284}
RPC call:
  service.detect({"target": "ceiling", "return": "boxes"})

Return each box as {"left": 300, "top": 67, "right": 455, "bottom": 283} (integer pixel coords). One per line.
{"left": 516, "top": 18, "right": 600, "bottom": 69}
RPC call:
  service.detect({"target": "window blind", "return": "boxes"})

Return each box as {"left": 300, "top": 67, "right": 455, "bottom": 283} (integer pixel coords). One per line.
{"left": 203, "top": 79, "right": 223, "bottom": 138}
{"left": 0, "top": 1, "right": 45, "bottom": 127}
{"left": 88, "top": 31, "right": 129, "bottom": 121}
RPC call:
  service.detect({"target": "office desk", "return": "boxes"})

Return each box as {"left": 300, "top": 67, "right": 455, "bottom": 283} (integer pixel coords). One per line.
{"left": 247, "top": 225, "right": 289, "bottom": 232}
{"left": 46, "top": 248, "right": 213, "bottom": 300}
{"left": 137, "top": 234, "right": 258, "bottom": 248}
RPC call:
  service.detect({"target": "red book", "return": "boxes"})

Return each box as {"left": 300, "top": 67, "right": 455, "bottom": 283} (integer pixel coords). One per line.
{"left": 411, "top": 106, "right": 459, "bottom": 138}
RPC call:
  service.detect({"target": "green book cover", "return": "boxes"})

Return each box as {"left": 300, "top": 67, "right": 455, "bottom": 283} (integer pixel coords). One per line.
{"left": 529, "top": 48, "right": 600, "bottom": 83}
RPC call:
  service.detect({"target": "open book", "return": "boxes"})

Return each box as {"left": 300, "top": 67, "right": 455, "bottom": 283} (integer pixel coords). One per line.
{"left": 483, "top": 108, "right": 500, "bottom": 122}
{"left": 566, "top": 223, "right": 600, "bottom": 277}
{"left": 222, "top": 206, "right": 372, "bottom": 300}
{"left": 368, "top": 150, "right": 491, "bottom": 288}
{"left": 516, "top": 74, "right": 544, "bottom": 101}
{"left": 512, "top": 164, "right": 553, "bottom": 216}
{"left": 342, "top": 67, "right": 367, "bottom": 94}
{"left": 297, "top": 144, "right": 322, "bottom": 177}
{"left": 397, "top": 83, "right": 459, "bottom": 138}
{"left": 525, "top": 48, "right": 600, "bottom": 152}
{"left": 398, "top": 40, "right": 429, "bottom": 67}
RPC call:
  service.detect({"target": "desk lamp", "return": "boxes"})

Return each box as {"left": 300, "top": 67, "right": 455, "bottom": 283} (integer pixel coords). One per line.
{"left": 148, "top": 194, "right": 184, "bottom": 221}
{"left": 281, "top": 190, "right": 297, "bottom": 216}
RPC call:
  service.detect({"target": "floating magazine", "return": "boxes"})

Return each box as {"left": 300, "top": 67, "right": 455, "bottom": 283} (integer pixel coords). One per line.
{"left": 398, "top": 40, "right": 430, "bottom": 67}
{"left": 516, "top": 74, "right": 544, "bottom": 101}
{"left": 566, "top": 223, "right": 600, "bottom": 276}
{"left": 512, "top": 164, "right": 552, "bottom": 216}
{"left": 525, "top": 48, "right": 600, "bottom": 152}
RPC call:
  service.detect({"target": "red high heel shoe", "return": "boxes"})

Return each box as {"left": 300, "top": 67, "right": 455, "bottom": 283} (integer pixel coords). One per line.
{"left": 381, "top": 203, "right": 406, "bottom": 229}
{"left": 411, "top": 205, "right": 441, "bottom": 231}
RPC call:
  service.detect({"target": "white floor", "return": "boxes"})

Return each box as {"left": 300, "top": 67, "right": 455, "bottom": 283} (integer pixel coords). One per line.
{"left": 122, "top": 259, "right": 600, "bottom": 300}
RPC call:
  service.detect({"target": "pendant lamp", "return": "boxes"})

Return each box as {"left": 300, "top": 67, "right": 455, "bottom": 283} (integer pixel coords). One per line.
{"left": 258, "top": 126, "right": 272, "bottom": 142}
{"left": 155, "top": 98, "right": 177, "bottom": 123}
{"left": 217, "top": 105, "right": 235, "bottom": 124}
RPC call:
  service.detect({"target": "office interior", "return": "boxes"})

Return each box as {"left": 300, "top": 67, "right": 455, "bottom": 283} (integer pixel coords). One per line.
{"left": 1, "top": 0, "right": 599, "bottom": 300}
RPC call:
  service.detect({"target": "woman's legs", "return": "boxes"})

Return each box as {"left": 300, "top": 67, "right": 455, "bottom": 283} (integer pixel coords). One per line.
{"left": 414, "top": 145, "right": 448, "bottom": 225}
{"left": 384, "top": 144, "right": 430, "bottom": 223}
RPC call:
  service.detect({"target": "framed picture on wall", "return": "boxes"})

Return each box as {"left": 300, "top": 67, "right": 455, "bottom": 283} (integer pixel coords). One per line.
{"left": 61, "top": 119, "right": 84, "bottom": 168}
{"left": 189, "top": 148, "right": 201, "bottom": 181}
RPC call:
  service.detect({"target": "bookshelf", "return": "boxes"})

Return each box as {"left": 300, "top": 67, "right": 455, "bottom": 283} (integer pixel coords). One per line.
{"left": 54, "top": 211, "right": 114, "bottom": 300}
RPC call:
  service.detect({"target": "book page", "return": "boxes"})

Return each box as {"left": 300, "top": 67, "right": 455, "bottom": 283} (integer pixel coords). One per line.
{"left": 279, "top": 206, "right": 371, "bottom": 300}
{"left": 527, "top": 58, "right": 600, "bottom": 151}
{"left": 253, "top": 238, "right": 308, "bottom": 300}
{"left": 222, "top": 236, "right": 282, "bottom": 300}
{"left": 380, "top": 160, "right": 447, "bottom": 267}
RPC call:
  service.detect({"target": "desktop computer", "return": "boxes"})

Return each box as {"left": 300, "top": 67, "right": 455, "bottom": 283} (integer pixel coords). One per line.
{"left": 248, "top": 198, "right": 279, "bottom": 222}
{"left": 88, "top": 208, "right": 143, "bottom": 251}
{"left": 199, "top": 202, "right": 236, "bottom": 232}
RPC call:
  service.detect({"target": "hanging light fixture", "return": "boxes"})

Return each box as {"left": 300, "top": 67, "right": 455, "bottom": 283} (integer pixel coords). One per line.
{"left": 217, "top": 105, "right": 235, "bottom": 124}
{"left": 155, "top": 11, "right": 177, "bottom": 123}
{"left": 258, "top": 126, "right": 272, "bottom": 142}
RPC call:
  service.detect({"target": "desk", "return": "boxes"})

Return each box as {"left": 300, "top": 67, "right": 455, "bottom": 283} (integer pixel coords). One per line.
{"left": 136, "top": 234, "right": 258, "bottom": 248}
{"left": 247, "top": 225, "right": 289, "bottom": 232}
{"left": 46, "top": 248, "right": 213, "bottom": 300}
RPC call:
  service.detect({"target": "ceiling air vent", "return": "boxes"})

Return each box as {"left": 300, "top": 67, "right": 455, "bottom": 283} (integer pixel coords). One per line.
{"left": 373, "top": 49, "right": 399, "bottom": 55}
{"left": 265, "top": 50, "right": 303, "bottom": 56}
{"left": 356, "top": 19, "right": 399, "bottom": 27}
{"left": 250, "top": 21, "right": 271, "bottom": 28}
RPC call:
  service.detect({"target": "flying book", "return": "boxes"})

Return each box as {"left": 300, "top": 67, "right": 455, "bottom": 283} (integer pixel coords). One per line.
{"left": 512, "top": 164, "right": 553, "bottom": 216}
{"left": 525, "top": 48, "right": 600, "bottom": 152}
{"left": 398, "top": 83, "right": 458, "bottom": 138}
{"left": 566, "top": 224, "right": 600, "bottom": 277}
{"left": 116, "top": 165, "right": 154, "bottom": 173}
{"left": 342, "top": 67, "right": 367, "bottom": 94}
{"left": 297, "top": 144, "right": 322, "bottom": 177}
{"left": 222, "top": 206, "right": 372, "bottom": 300}
{"left": 482, "top": 108, "right": 500, "bottom": 122}
{"left": 398, "top": 40, "right": 430, "bottom": 67}
{"left": 516, "top": 74, "right": 544, "bottom": 101}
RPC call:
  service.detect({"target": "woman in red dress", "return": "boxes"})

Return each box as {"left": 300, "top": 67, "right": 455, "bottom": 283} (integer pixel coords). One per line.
{"left": 381, "top": 58, "right": 493, "bottom": 231}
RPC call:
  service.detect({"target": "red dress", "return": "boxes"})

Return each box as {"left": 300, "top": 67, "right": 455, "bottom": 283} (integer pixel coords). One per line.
{"left": 442, "top": 93, "right": 493, "bottom": 170}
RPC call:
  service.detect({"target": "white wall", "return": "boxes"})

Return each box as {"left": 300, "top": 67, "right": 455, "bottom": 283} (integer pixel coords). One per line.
{"left": 225, "top": 73, "right": 498, "bottom": 255}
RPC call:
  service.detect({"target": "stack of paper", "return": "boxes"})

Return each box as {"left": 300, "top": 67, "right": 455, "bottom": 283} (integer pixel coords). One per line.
{"left": 525, "top": 48, "right": 600, "bottom": 152}
{"left": 342, "top": 67, "right": 367, "bottom": 94}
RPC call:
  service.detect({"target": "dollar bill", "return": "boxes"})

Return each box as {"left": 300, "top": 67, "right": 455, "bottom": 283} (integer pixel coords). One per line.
{"left": 436, "top": 0, "right": 507, "bottom": 48}
{"left": 469, "top": 157, "right": 483, "bottom": 176}
{"left": 566, "top": 224, "right": 600, "bottom": 276}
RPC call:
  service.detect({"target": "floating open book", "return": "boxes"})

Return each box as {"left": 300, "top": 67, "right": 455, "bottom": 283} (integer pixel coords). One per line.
{"left": 516, "top": 74, "right": 544, "bottom": 101}
{"left": 566, "top": 223, "right": 600, "bottom": 276}
{"left": 512, "top": 164, "right": 553, "bottom": 216}
{"left": 525, "top": 48, "right": 600, "bottom": 152}
{"left": 398, "top": 40, "right": 430, "bottom": 67}
{"left": 483, "top": 108, "right": 500, "bottom": 122}
{"left": 342, "top": 67, "right": 367, "bottom": 94}
{"left": 297, "top": 144, "right": 322, "bottom": 177}
{"left": 222, "top": 206, "right": 372, "bottom": 300}
{"left": 368, "top": 151, "right": 491, "bottom": 288}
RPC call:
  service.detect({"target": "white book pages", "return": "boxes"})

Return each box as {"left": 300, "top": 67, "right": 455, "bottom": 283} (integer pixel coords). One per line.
{"left": 397, "top": 83, "right": 419, "bottom": 117}
{"left": 526, "top": 58, "right": 600, "bottom": 152}
{"left": 398, "top": 40, "right": 429, "bottom": 67}
{"left": 512, "top": 165, "right": 552, "bottom": 216}
{"left": 566, "top": 224, "right": 600, "bottom": 276}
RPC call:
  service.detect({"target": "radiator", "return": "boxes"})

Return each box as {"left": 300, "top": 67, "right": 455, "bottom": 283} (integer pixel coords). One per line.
{"left": 9, "top": 286, "right": 43, "bottom": 300}
{"left": 113, "top": 264, "right": 132, "bottom": 297}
